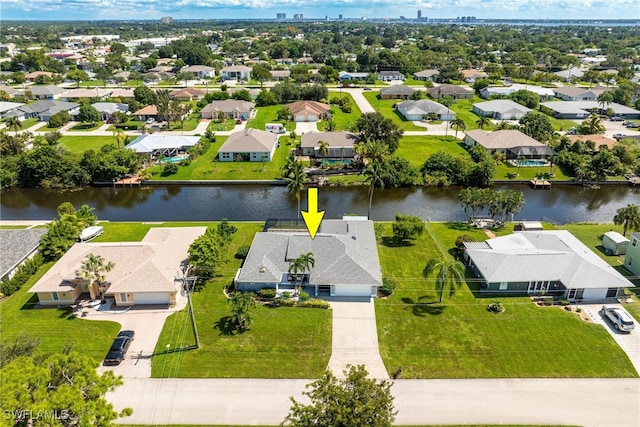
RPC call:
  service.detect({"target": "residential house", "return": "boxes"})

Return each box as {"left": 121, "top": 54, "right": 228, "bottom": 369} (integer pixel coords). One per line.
{"left": 181, "top": 65, "right": 216, "bottom": 79}
{"left": 552, "top": 85, "right": 610, "bottom": 101}
{"left": 472, "top": 100, "right": 532, "bottom": 120}
{"left": 28, "top": 227, "right": 206, "bottom": 307}
{"left": 554, "top": 67, "right": 585, "bottom": 81}
{"left": 480, "top": 86, "right": 516, "bottom": 99}
{"left": 169, "top": 87, "right": 207, "bottom": 101}
{"left": 91, "top": 102, "right": 129, "bottom": 121}
{"left": 0, "top": 101, "right": 25, "bottom": 119}
{"left": 19, "top": 85, "right": 67, "bottom": 100}
{"left": 396, "top": 99, "right": 454, "bottom": 121}
{"left": 60, "top": 88, "right": 112, "bottom": 102}
{"left": 338, "top": 71, "right": 369, "bottom": 81}
{"left": 0, "top": 85, "right": 20, "bottom": 97}
{"left": 25, "top": 71, "right": 54, "bottom": 82}
{"left": 413, "top": 69, "right": 439, "bottom": 81}
{"left": 463, "top": 230, "right": 634, "bottom": 300}
{"left": 461, "top": 69, "right": 487, "bottom": 83}
{"left": 377, "top": 71, "right": 405, "bottom": 81}
{"left": 200, "top": 99, "right": 255, "bottom": 120}
{"left": 125, "top": 135, "right": 201, "bottom": 157}
{"left": 623, "top": 233, "right": 640, "bottom": 278}
{"left": 300, "top": 131, "right": 360, "bottom": 158}
{"left": 0, "top": 229, "right": 47, "bottom": 281}
{"left": 270, "top": 70, "right": 291, "bottom": 80}
{"left": 217, "top": 128, "right": 278, "bottom": 162}
{"left": 427, "top": 84, "right": 474, "bottom": 100}
{"left": 464, "top": 129, "right": 554, "bottom": 160}
{"left": 4, "top": 100, "right": 80, "bottom": 122}
{"left": 540, "top": 101, "right": 640, "bottom": 119}
{"left": 133, "top": 105, "right": 159, "bottom": 121}
{"left": 378, "top": 85, "right": 415, "bottom": 99}
{"left": 108, "top": 88, "right": 136, "bottom": 99}
{"left": 522, "top": 86, "right": 556, "bottom": 101}
{"left": 147, "top": 65, "right": 174, "bottom": 74}
{"left": 567, "top": 134, "right": 617, "bottom": 151}
{"left": 286, "top": 100, "right": 331, "bottom": 122}
{"left": 235, "top": 218, "right": 382, "bottom": 297}
{"left": 221, "top": 65, "right": 252, "bottom": 81}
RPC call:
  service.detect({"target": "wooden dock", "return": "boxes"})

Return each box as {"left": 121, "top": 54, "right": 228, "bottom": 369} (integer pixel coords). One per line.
{"left": 529, "top": 179, "right": 551, "bottom": 189}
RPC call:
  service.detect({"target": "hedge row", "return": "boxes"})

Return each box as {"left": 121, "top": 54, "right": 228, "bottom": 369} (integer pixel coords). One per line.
{"left": 0, "top": 254, "right": 45, "bottom": 296}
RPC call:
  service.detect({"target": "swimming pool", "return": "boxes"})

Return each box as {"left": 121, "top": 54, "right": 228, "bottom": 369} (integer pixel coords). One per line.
{"left": 160, "top": 155, "right": 190, "bottom": 163}
{"left": 321, "top": 159, "right": 353, "bottom": 167}
{"left": 517, "top": 159, "right": 548, "bottom": 167}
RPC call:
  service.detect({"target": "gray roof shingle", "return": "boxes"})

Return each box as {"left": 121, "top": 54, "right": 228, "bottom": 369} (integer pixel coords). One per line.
{"left": 0, "top": 229, "right": 47, "bottom": 278}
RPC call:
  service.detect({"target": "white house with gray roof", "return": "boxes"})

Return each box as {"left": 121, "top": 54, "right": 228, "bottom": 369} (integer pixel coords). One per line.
{"left": 397, "top": 99, "right": 454, "bottom": 121}
{"left": 463, "top": 230, "right": 634, "bottom": 301}
{"left": 218, "top": 128, "right": 278, "bottom": 162}
{"left": 235, "top": 219, "right": 382, "bottom": 297}
{"left": 125, "top": 135, "right": 201, "bottom": 157}
{"left": 300, "top": 131, "right": 360, "bottom": 158}
{"left": 472, "top": 100, "right": 532, "bottom": 120}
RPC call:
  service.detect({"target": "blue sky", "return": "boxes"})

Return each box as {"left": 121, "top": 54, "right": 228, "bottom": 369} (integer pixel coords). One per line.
{"left": 1, "top": 0, "right": 638, "bottom": 21}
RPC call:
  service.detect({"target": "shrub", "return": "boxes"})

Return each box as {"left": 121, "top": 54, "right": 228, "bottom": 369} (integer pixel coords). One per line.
{"left": 282, "top": 291, "right": 292, "bottom": 299}
{"left": 161, "top": 163, "right": 178, "bottom": 176}
{"left": 0, "top": 254, "right": 44, "bottom": 296}
{"left": 487, "top": 301, "right": 504, "bottom": 314}
{"left": 178, "top": 158, "right": 191, "bottom": 166}
{"left": 235, "top": 245, "right": 250, "bottom": 259}
{"left": 274, "top": 297, "right": 296, "bottom": 307}
{"left": 297, "top": 298, "right": 330, "bottom": 309}
{"left": 258, "top": 288, "right": 277, "bottom": 299}
{"left": 379, "top": 278, "right": 396, "bottom": 296}
{"left": 373, "top": 223, "right": 386, "bottom": 241}
{"left": 299, "top": 291, "right": 309, "bottom": 302}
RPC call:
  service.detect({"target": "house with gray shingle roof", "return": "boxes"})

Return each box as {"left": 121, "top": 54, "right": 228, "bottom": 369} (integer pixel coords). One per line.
{"left": 235, "top": 219, "right": 382, "bottom": 297}
{"left": 4, "top": 99, "right": 80, "bottom": 122}
{"left": 463, "top": 230, "right": 634, "bottom": 300}
{"left": 201, "top": 100, "right": 255, "bottom": 120}
{"left": 125, "top": 134, "right": 201, "bottom": 157}
{"left": 300, "top": 131, "right": 360, "bottom": 157}
{"left": 28, "top": 227, "right": 205, "bottom": 307}
{"left": 221, "top": 65, "right": 252, "bottom": 81}
{"left": 0, "top": 229, "right": 47, "bottom": 281}
{"left": 427, "top": 84, "right": 473, "bottom": 100}
{"left": 218, "top": 128, "right": 278, "bottom": 162}
{"left": 18, "top": 85, "right": 68, "bottom": 100}
{"left": 378, "top": 85, "right": 415, "bottom": 99}
{"left": 414, "top": 69, "right": 439, "bottom": 81}
{"left": 472, "top": 99, "right": 531, "bottom": 120}
{"left": 552, "top": 85, "right": 610, "bottom": 101}
{"left": 396, "top": 99, "right": 454, "bottom": 121}
{"left": 91, "top": 102, "right": 129, "bottom": 121}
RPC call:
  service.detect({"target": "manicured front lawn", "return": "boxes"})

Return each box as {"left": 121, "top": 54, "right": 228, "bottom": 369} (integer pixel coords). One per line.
{"left": 246, "top": 105, "right": 289, "bottom": 131}
{"left": 149, "top": 135, "right": 293, "bottom": 180}
{"left": 495, "top": 161, "right": 572, "bottom": 181}
{"left": 69, "top": 121, "right": 105, "bottom": 131}
{"left": 362, "top": 92, "right": 424, "bottom": 131}
{"left": 14, "top": 117, "right": 41, "bottom": 130}
{"left": 449, "top": 97, "right": 487, "bottom": 131}
{"left": 167, "top": 114, "right": 201, "bottom": 131}
{"left": 0, "top": 263, "right": 120, "bottom": 364}
{"left": 375, "top": 222, "right": 638, "bottom": 379}
{"left": 152, "top": 223, "right": 332, "bottom": 378}
{"left": 322, "top": 92, "right": 362, "bottom": 131}
{"left": 59, "top": 135, "right": 117, "bottom": 154}
{"left": 546, "top": 116, "right": 577, "bottom": 131}
{"left": 207, "top": 119, "right": 238, "bottom": 132}
{"left": 395, "top": 136, "right": 470, "bottom": 168}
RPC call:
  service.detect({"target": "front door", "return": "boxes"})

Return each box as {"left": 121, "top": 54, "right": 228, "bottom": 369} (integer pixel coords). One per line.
{"left": 568, "top": 288, "right": 577, "bottom": 300}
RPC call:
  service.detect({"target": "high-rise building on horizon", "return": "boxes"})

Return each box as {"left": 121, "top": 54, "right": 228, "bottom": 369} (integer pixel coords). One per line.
{"left": 160, "top": 16, "right": 173, "bottom": 23}
{"left": 276, "top": 13, "right": 286, "bottom": 19}
{"left": 417, "top": 10, "right": 422, "bottom": 21}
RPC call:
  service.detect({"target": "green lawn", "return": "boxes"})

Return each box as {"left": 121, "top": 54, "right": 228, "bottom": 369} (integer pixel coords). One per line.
{"left": 449, "top": 97, "right": 488, "bottom": 131}
{"left": 321, "top": 92, "right": 362, "bottom": 131}
{"left": 207, "top": 119, "right": 239, "bottom": 132}
{"left": 68, "top": 121, "right": 105, "bottom": 131}
{"left": 59, "top": 135, "right": 117, "bottom": 154}
{"left": 246, "top": 105, "right": 289, "bottom": 131}
{"left": 325, "top": 174, "right": 368, "bottom": 185}
{"left": 79, "top": 80, "right": 106, "bottom": 87}
{"left": 546, "top": 116, "right": 578, "bottom": 132}
{"left": 167, "top": 115, "right": 201, "bottom": 132}
{"left": 13, "top": 117, "right": 40, "bottom": 130}
{"left": 375, "top": 222, "right": 638, "bottom": 379}
{"left": 152, "top": 223, "right": 332, "bottom": 378}
{"left": 495, "top": 161, "right": 572, "bottom": 181}
{"left": 0, "top": 263, "right": 120, "bottom": 364}
{"left": 395, "top": 136, "right": 470, "bottom": 168}
{"left": 362, "top": 92, "right": 424, "bottom": 131}
{"left": 149, "top": 135, "right": 292, "bottom": 180}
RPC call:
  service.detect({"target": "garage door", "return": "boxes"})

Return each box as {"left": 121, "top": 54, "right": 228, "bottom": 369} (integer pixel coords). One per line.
{"left": 294, "top": 115, "right": 305, "bottom": 122}
{"left": 582, "top": 288, "right": 607, "bottom": 300}
{"left": 134, "top": 292, "right": 169, "bottom": 305}
{"left": 331, "top": 285, "right": 373, "bottom": 297}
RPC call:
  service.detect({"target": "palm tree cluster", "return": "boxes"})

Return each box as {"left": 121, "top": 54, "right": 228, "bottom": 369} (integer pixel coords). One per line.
{"left": 287, "top": 252, "right": 315, "bottom": 295}
{"left": 228, "top": 291, "right": 256, "bottom": 332}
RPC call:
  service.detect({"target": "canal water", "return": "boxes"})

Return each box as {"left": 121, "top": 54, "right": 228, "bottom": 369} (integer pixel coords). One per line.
{"left": 1, "top": 184, "right": 637, "bottom": 224}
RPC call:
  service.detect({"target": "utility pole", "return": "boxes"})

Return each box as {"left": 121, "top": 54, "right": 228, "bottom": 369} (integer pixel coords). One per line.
{"left": 181, "top": 266, "right": 200, "bottom": 349}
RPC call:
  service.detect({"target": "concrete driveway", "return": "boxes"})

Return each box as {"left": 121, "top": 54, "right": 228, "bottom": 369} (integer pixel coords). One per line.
{"left": 294, "top": 121, "right": 319, "bottom": 134}
{"left": 327, "top": 298, "right": 389, "bottom": 379}
{"left": 342, "top": 88, "right": 376, "bottom": 114}
{"left": 82, "top": 299, "right": 186, "bottom": 378}
{"left": 580, "top": 303, "right": 640, "bottom": 375}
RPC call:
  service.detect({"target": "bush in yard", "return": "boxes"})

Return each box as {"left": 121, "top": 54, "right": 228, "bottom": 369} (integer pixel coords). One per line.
{"left": 0, "top": 254, "right": 44, "bottom": 296}
{"left": 297, "top": 298, "right": 330, "bottom": 309}
{"left": 379, "top": 278, "right": 396, "bottom": 297}
{"left": 274, "top": 297, "right": 296, "bottom": 307}
{"left": 487, "top": 301, "right": 504, "bottom": 314}
{"left": 299, "top": 291, "right": 309, "bottom": 302}
{"left": 392, "top": 213, "right": 424, "bottom": 241}
{"left": 282, "top": 291, "right": 291, "bottom": 299}
{"left": 454, "top": 234, "right": 476, "bottom": 259}
{"left": 161, "top": 163, "right": 178, "bottom": 176}
{"left": 235, "top": 245, "right": 250, "bottom": 259}
{"left": 258, "top": 288, "right": 277, "bottom": 299}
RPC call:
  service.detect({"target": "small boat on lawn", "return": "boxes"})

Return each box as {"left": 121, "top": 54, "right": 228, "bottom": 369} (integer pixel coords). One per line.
{"left": 79, "top": 226, "right": 104, "bottom": 242}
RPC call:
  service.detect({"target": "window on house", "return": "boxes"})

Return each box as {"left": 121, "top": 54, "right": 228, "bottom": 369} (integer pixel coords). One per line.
{"left": 499, "top": 282, "right": 508, "bottom": 290}
{"left": 120, "top": 293, "right": 127, "bottom": 302}
{"left": 52, "top": 292, "right": 59, "bottom": 301}
{"left": 629, "top": 257, "right": 633, "bottom": 266}
{"left": 633, "top": 239, "right": 637, "bottom": 247}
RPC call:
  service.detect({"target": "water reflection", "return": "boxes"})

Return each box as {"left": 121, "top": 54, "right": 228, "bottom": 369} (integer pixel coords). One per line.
{"left": 1, "top": 184, "right": 637, "bottom": 224}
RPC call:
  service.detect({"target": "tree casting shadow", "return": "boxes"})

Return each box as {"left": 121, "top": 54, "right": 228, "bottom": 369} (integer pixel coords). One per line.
{"left": 401, "top": 296, "right": 446, "bottom": 317}
{"left": 381, "top": 236, "right": 414, "bottom": 248}
{"left": 214, "top": 316, "right": 247, "bottom": 336}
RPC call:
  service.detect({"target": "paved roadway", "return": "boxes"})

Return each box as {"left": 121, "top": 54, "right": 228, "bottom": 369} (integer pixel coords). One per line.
{"left": 108, "top": 377, "right": 640, "bottom": 426}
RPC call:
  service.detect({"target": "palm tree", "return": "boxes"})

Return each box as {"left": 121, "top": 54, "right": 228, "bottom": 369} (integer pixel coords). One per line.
{"left": 5, "top": 117, "right": 23, "bottom": 132}
{"left": 450, "top": 117, "right": 466, "bottom": 138}
{"left": 516, "top": 155, "right": 527, "bottom": 176}
{"left": 297, "top": 252, "right": 315, "bottom": 293}
{"left": 597, "top": 91, "right": 614, "bottom": 113}
{"left": 318, "top": 140, "right": 330, "bottom": 180}
{"left": 613, "top": 204, "right": 640, "bottom": 237}
{"left": 283, "top": 160, "right": 307, "bottom": 222}
{"left": 358, "top": 140, "right": 390, "bottom": 219}
{"left": 228, "top": 291, "right": 256, "bottom": 331}
{"left": 112, "top": 128, "right": 127, "bottom": 148}
{"left": 476, "top": 116, "right": 490, "bottom": 130}
{"left": 75, "top": 253, "right": 114, "bottom": 304}
{"left": 288, "top": 257, "right": 304, "bottom": 293}
{"left": 581, "top": 115, "right": 605, "bottom": 134}
{"left": 364, "top": 160, "right": 385, "bottom": 220}
{"left": 422, "top": 258, "right": 466, "bottom": 303}
{"left": 496, "top": 120, "right": 510, "bottom": 130}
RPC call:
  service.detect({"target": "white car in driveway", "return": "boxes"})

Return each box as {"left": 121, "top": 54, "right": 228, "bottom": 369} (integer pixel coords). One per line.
{"left": 601, "top": 306, "right": 635, "bottom": 332}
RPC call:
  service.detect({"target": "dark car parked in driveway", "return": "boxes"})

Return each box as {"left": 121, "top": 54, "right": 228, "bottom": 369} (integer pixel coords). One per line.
{"left": 104, "top": 330, "right": 135, "bottom": 365}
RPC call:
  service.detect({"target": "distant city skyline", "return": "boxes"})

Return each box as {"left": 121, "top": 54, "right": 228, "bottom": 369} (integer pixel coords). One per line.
{"left": 1, "top": 0, "right": 639, "bottom": 21}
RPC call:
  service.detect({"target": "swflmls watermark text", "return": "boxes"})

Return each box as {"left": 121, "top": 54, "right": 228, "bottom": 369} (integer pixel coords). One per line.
{"left": 3, "top": 409, "right": 71, "bottom": 422}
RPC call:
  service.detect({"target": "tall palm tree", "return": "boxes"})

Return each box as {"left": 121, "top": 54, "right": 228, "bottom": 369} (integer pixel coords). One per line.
{"left": 75, "top": 253, "right": 114, "bottom": 304}
{"left": 476, "top": 116, "right": 490, "bottom": 130}
{"left": 5, "top": 117, "right": 23, "bottom": 132}
{"left": 283, "top": 160, "right": 307, "bottom": 222}
{"left": 423, "top": 258, "right": 466, "bottom": 303}
{"left": 358, "top": 140, "right": 390, "bottom": 219}
{"left": 112, "top": 128, "right": 127, "bottom": 148}
{"left": 496, "top": 120, "right": 510, "bottom": 130}
{"left": 516, "top": 155, "right": 527, "bottom": 176}
{"left": 581, "top": 115, "right": 605, "bottom": 134}
{"left": 364, "top": 160, "right": 385, "bottom": 220}
{"left": 613, "top": 204, "right": 640, "bottom": 237}
{"left": 597, "top": 91, "right": 614, "bottom": 113}
{"left": 318, "top": 140, "right": 330, "bottom": 180}
{"left": 450, "top": 117, "right": 466, "bottom": 138}
{"left": 297, "top": 252, "right": 315, "bottom": 293}
{"left": 288, "top": 257, "right": 304, "bottom": 293}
